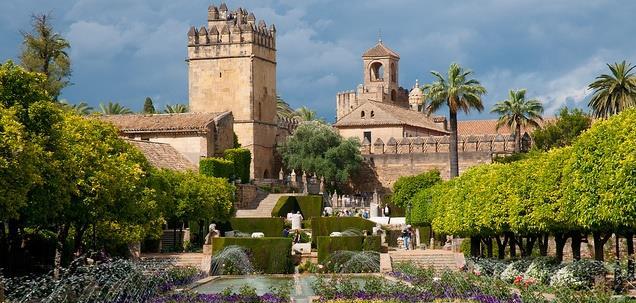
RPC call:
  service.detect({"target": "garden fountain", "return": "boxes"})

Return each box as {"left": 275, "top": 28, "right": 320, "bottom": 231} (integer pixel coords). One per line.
{"left": 324, "top": 250, "right": 380, "bottom": 273}
{"left": 209, "top": 245, "right": 255, "bottom": 275}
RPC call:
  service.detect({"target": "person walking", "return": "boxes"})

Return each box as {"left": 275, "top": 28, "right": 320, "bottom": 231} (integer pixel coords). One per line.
{"left": 401, "top": 226, "right": 411, "bottom": 250}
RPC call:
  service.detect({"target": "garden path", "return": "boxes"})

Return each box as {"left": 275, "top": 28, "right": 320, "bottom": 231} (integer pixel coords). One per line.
{"left": 236, "top": 193, "right": 303, "bottom": 218}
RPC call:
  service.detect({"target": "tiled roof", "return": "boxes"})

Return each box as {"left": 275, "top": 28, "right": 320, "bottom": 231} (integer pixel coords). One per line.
{"left": 334, "top": 101, "right": 449, "bottom": 134}
{"left": 100, "top": 112, "right": 230, "bottom": 133}
{"left": 457, "top": 119, "right": 549, "bottom": 136}
{"left": 127, "top": 139, "right": 196, "bottom": 171}
{"left": 362, "top": 42, "right": 400, "bottom": 58}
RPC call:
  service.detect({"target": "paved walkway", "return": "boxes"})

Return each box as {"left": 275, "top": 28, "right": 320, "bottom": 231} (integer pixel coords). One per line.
{"left": 235, "top": 193, "right": 302, "bottom": 218}
{"left": 388, "top": 249, "right": 465, "bottom": 272}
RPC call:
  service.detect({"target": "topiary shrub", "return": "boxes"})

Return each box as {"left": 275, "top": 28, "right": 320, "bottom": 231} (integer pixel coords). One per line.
{"left": 211, "top": 237, "right": 293, "bottom": 274}
{"left": 228, "top": 218, "right": 285, "bottom": 238}
{"left": 223, "top": 148, "right": 251, "bottom": 183}
{"left": 311, "top": 217, "right": 376, "bottom": 245}
{"left": 200, "top": 157, "right": 234, "bottom": 179}
{"left": 271, "top": 196, "right": 300, "bottom": 217}
{"left": 316, "top": 236, "right": 380, "bottom": 263}
{"left": 550, "top": 259, "right": 606, "bottom": 289}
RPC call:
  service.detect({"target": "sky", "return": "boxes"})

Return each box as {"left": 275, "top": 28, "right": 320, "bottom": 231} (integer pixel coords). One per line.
{"left": 1, "top": 0, "right": 634, "bottom": 122}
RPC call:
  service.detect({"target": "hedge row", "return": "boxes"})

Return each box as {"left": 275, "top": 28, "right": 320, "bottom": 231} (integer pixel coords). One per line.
{"left": 199, "top": 158, "right": 233, "bottom": 179}
{"left": 316, "top": 236, "right": 381, "bottom": 263}
{"left": 223, "top": 148, "right": 251, "bottom": 184}
{"left": 227, "top": 218, "right": 285, "bottom": 238}
{"left": 271, "top": 195, "right": 323, "bottom": 218}
{"left": 200, "top": 148, "right": 251, "bottom": 183}
{"left": 311, "top": 217, "right": 376, "bottom": 245}
{"left": 211, "top": 237, "right": 293, "bottom": 274}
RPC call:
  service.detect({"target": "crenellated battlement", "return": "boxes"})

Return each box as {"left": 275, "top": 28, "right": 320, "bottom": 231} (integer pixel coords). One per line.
{"left": 187, "top": 3, "right": 276, "bottom": 51}
{"left": 360, "top": 133, "right": 532, "bottom": 155}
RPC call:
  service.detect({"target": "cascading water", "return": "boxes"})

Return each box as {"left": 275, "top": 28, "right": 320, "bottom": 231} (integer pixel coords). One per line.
{"left": 209, "top": 245, "right": 256, "bottom": 275}
{"left": 324, "top": 251, "right": 380, "bottom": 273}
{"left": 340, "top": 228, "right": 363, "bottom": 237}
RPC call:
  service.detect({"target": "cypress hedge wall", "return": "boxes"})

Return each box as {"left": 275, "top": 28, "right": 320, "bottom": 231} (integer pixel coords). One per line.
{"left": 211, "top": 237, "right": 293, "bottom": 274}
{"left": 311, "top": 217, "right": 376, "bottom": 245}
{"left": 223, "top": 148, "right": 251, "bottom": 184}
{"left": 228, "top": 218, "right": 285, "bottom": 237}
{"left": 199, "top": 158, "right": 233, "bottom": 179}
{"left": 316, "top": 236, "right": 381, "bottom": 263}
{"left": 271, "top": 195, "right": 323, "bottom": 218}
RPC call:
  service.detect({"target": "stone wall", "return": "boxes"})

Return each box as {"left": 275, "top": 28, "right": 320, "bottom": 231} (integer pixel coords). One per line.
{"left": 235, "top": 184, "right": 258, "bottom": 209}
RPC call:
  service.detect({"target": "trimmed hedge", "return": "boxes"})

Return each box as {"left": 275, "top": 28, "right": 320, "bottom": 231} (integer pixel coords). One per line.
{"left": 311, "top": 217, "right": 376, "bottom": 245}
{"left": 228, "top": 218, "right": 285, "bottom": 237}
{"left": 316, "top": 236, "right": 381, "bottom": 263}
{"left": 296, "top": 196, "right": 323, "bottom": 218}
{"left": 271, "top": 195, "right": 323, "bottom": 218}
{"left": 211, "top": 237, "right": 293, "bottom": 274}
{"left": 223, "top": 148, "right": 251, "bottom": 184}
{"left": 200, "top": 157, "right": 233, "bottom": 179}
{"left": 271, "top": 196, "right": 300, "bottom": 217}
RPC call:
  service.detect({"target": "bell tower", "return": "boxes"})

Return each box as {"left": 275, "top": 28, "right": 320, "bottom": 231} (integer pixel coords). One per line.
{"left": 362, "top": 40, "right": 401, "bottom": 103}
{"left": 187, "top": 3, "right": 277, "bottom": 179}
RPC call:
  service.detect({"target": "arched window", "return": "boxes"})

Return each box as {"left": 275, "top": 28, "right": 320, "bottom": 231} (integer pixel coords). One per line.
{"left": 370, "top": 111, "right": 375, "bottom": 118}
{"left": 391, "top": 89, "right": 396, "bottom": 101}
{"left": 370, "top": 62, "right": 384, "bottom": 81}
{"left": 361, "top": 111, "right": 365, "bottom": 118}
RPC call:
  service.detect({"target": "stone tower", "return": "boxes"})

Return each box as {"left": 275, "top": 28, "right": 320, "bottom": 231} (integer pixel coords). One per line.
{"left": 187, "top": 3, "right": 277, "bottom": 178}
{"left": 336, "top": 40, "right": 410, "bottom": 120}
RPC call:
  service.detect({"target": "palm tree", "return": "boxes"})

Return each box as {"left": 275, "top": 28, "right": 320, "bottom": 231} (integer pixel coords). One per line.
{"left": 423, "top": 63, "right": 487, "bottom": 178}
{"left": 20, "top": 13, "right": 71, "bottom": 99}
{"left": 164, "top": 104, "right": 188, "bottom": 113}
{"left": 491, "top": 89, "right": 544, "bottom": 153}
{"left": 99, "top": 102, "right": 132, "bottom": 115}
{"left": 276, "top": 96, "right": 295, "bottom": 120}
{"left": 293, "top": 106, "right": 318, "bottom": 122}
{"left": 59, "top": 100, "right": 93, "bottom": 115}
{"left": 588, "top": 60, "right": 636, "bottom": 119}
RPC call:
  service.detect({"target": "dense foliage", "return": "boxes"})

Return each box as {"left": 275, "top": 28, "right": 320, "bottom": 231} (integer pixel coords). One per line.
{"left": 199, "top": 157, "right": 234, "bottom": 179}
{"left": 271, "top": 195, "right": 323, "bottom": 218}
{"left": 227, "top": 218, "right": 285, "bottom": 238}
{"left": 277, "top": 121, "right": 362, "bottom": 184}
{"left": 412, "top": 108, "right": 636, "bottom": 261}
{"left": 532, "top": 107, "right": 591, "bottom": 151}
{"left": 311, "top": 217, "right": 376, "bottom": 245}
{"left": 0, "top": 62, "right": 235, "bottom": 275}
{"left": 223, "top": 148, "right": 251, "bottom": 183}
{"left": 316, "top": 236, "right": 381, "bottom": 263}
{"left": 391, "top": 170, "right": 441, "bottom": 209}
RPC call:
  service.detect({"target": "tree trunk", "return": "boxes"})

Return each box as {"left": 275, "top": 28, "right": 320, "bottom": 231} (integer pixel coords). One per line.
{"left": 554, "top": 232, "right": 569, "bottom": 262}
{"left": 524, "top": 236, "right": 537, "bottom": 257}
{"left": 7, "top": 220, "right": 20, "bottom": 274}
{"left": 625, "top": 232, "right": 634, "bottom": 279}
{"left": 482, "top": 237, "right": 493, "bottom": 258}
{"left": 515, "top": 124, "right": 521, "bottom": 153}
{"left": 571, "top": 232, "right": 582, "bottom": 260}
{"left": 54, "top": 224, "right": 69, "bottom": 279}
{"left": 509, "top": 233, "right": 517, "bottom": 258}
{"left": 73, "top": 224, "right": 87, "bottom": 257}
{"left": 449, "top": 110, "right": 459, "bottom": 178}
{"left": 592, "top": 232, "right": 611, "bottom": 261}
{"left": 495, "top": 234, "right": 508, "bottom": 260}
{"left": 470, "top": 236, "right": 481, "bottom": 257}
{"left": 538, "top": 234, "right": 549, "bottom": 256}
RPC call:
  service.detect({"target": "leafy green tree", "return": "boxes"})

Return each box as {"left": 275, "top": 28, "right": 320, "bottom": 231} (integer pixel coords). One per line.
{"left": 392, "top": 170, "right": 441, "bottom": 209}
{"left": 164, "top": 104, "right": 188, "bottom": 113}
{"left": 143, "top": 97, "right": 155, "bottom": 114}
{"left": 491, "top": 89, "right": 544, "bottom": 153}
{"left": 19, "top": 13, "right": 71, "bottom": 99}
{"left": 588, "top": 60, "right": 636, "bottom": 118}
{"left": 423, "top": 63, "right": 487, "bottom": 178}
{"left": 59, "top": 100, "right": 93, "bottom": 115}
{"left": 532, "top": 107, "right": 591, "bottom": 151}
{"left": 99, "top": 101, "right": 132, "bottom": 115}
{"left": 278, "top": 121, "right": 362, "bottom": 183}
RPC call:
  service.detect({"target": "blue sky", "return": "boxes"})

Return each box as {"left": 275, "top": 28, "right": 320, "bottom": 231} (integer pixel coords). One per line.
{"left": 1, "top": 0, "right": 634, "bottom": 121}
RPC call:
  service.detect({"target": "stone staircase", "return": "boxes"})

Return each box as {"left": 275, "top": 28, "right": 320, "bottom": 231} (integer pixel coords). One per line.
{"left": 235, "top": 193, "right": 302, "bottom": 218}
{"left": 389, "top": 249, "right": 465, "bottom": 272}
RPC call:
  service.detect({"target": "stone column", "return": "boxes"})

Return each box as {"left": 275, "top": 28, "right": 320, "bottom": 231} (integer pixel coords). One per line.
{"left": 302, "top": 172, "right": 308, "bottom": 195}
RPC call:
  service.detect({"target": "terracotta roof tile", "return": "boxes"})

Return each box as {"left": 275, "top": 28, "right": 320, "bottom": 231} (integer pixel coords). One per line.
{"left": 127, "top": 139, "right": 196, "bottom": 171}
{"left": 457, "top": 119, "right": 550, "bottom": 136}
{"left": 99, "top": 112, "right": 230, "bottom": 133}
{"left": 362, "top": 42, "right": 400, "bottom": 58}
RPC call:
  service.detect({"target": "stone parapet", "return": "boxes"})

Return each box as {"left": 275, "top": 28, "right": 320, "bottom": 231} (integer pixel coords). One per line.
{"left": 361, "top": 134, "right": 519, "bottom": 155}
